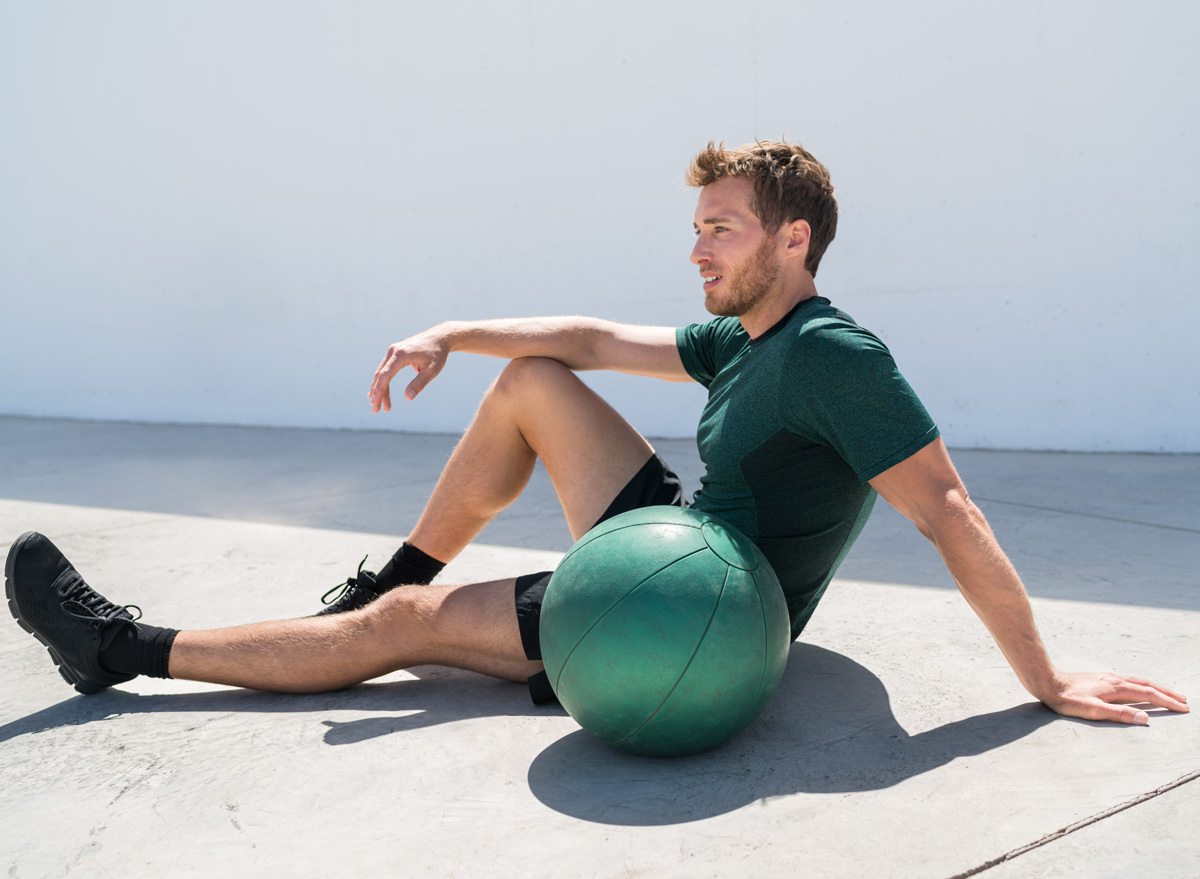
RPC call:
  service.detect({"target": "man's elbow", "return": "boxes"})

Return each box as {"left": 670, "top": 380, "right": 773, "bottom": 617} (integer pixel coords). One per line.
{"left": 912, "top": 488, "right": 984, "bottom": 544}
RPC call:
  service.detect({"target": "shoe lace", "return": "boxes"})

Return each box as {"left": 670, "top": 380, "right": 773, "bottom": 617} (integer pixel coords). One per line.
{"left": 59, "top": 573, "right": 142, "bottom": 625}
{"left": 321, "top": 555, "right": 369, "bottom": 606}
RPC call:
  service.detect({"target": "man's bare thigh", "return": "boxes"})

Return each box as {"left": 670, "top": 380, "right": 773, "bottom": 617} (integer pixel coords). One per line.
{"left": 501, "top": 357, "right": 655, "bottom": 540}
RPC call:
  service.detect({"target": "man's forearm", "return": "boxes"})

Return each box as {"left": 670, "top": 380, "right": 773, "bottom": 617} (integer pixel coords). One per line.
{"left": 434, "top": 317, "right": 612, "bottom": 370}
{"left": 925, "top": 500, "right": 1059, "bottom": 699}
{"left": 431, "top": 317, "right": 688, "bottom": 381}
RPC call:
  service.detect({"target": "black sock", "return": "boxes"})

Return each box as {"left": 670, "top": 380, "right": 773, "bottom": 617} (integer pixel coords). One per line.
{"left": 374, "top": 542, "right": 445, "bottom": 592}
{"left": 99, "top": 622, "right": 179, "bottom": 679}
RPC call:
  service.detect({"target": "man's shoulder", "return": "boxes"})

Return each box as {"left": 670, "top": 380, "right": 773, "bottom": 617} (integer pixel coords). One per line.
{"left": 675, "top": 315, "right": 748, "bottom": 385}
{"left": 782, "top": 298, "right": 890, "bottom": 358}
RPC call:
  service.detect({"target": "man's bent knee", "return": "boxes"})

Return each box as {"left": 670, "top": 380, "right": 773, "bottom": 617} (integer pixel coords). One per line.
{"left": 491, "top": 356, "right": 577, "bottom": 403}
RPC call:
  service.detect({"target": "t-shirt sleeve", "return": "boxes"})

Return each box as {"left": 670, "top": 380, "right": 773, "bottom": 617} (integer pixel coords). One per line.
{"left": 786, "top": 323, "right": 940, "bottom": 483}
{"left": 676, "top": 318, "right": 743, "bottom": 388}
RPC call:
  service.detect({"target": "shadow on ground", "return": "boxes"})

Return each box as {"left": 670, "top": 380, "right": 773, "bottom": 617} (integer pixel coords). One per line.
{"left": 0, "top": 665, "right": 567, "bottom": 747}
{"left": 526, "top": 643, "right": 1059, "bottom": 825}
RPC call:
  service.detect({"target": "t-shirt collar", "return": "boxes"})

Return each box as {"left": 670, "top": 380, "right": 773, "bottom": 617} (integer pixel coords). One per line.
{"left": 748, "top": 296, "right": 829, "bottom": 345}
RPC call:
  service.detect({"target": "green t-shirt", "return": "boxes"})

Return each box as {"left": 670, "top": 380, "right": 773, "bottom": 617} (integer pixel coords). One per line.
{"left": 676, "top": 296, "right": 939, "bottom": 639}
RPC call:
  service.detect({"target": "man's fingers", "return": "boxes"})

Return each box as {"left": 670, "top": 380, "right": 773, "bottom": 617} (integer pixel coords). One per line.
{"left": 1056, "top": 694, "right": 1149, "bottom": 725}
{"left": 1092, "top": 674, "right": 1191, "bottom": 714}
{"left": 369, "top": 373, "right": 392, "bottom": 413}
{"left": 1110, "top": 680, "right": 1190, "bottom": 714}
{"left": 368, "top": 347, "right": 409, "bottom": 413}
{"left": 1121, "top": 675, "right": 1189, "bottom": 705}
{"left": 406, "top": 367, "right": 433, "bottom": 401}
{"left": 404, "top": 355, "right": 445, "bottom": 401}
{"left": 1084, "top": 701, "right": 1150, "bottom": 726}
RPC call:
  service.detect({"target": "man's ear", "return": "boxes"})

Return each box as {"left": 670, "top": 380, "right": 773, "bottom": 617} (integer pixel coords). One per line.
{"left": 784, "top": 219, "right": 812, "bottom": 261}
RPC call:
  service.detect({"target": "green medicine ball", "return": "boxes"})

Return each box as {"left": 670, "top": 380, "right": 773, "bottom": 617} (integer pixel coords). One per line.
{"left": 540, "top": 506, "right": 790, "bottom": 756}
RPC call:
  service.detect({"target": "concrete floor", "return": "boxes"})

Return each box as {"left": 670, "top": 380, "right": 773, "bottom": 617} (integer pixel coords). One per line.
{"left": 1, "top": 415, "right": 1196, "bottom": 878}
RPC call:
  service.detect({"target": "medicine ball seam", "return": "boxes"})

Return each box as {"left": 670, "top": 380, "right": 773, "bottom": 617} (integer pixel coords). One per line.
{"left": 549, "top": 545, "right": 709, "bottom": 694}
{"left": 699, "top": 519, "right": 760, "bottom": 572}
{"left": 614, "top": 564, "right": 732, "bottom": 749}
{"left": 721, "top": 567, "right": 773, "bottom": 741}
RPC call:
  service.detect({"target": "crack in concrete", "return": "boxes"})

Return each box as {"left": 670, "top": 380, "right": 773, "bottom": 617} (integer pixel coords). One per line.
{"left": 945, "top": 769, "right": 1200, "bottom": 878}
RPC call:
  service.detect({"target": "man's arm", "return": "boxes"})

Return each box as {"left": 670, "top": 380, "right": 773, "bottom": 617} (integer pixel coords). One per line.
{"left": 869, "top": 438, "right": 1188, "bottom": 724}
{"left": 367, "top": 317, "right": 691, "bottom": 413}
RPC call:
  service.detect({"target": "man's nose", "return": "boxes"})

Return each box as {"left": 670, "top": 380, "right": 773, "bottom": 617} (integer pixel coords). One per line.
{"left": 690, "top": 238, "right": 709, "bottom": 266}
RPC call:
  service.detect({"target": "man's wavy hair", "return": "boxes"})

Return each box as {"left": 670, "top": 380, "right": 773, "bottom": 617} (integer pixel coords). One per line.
{"left": 685, "top": 140, "right": 838, "bottom": 277}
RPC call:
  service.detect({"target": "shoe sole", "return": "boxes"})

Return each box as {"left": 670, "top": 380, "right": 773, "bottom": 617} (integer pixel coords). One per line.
{"left": 6, "top": 531, "right": 107, "bottom": 695}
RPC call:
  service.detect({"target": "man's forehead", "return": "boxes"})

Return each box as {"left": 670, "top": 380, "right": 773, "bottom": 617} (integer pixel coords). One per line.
{"left": 693, "top": 177, "right": 756, "bottom": 224}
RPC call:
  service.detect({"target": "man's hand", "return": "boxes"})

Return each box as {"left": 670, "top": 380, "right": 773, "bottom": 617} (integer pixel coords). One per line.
{"left": 1039, "top": 671, "right": 1188, "bottom": 725}
{"left": 368, "top": 327, "right": 451, "bottom": 413}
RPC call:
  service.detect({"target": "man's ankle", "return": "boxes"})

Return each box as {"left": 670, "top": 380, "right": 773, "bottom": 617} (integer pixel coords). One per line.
{"left": 98, "top": 622, "right": 178, "bottom": 679}
{"left": 374, "top": 542, "right": 445, "bottom": 592}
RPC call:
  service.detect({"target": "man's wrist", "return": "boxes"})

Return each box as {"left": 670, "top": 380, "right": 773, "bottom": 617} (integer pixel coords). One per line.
{"left": 1021, "top": 665, "right": 1065, "bottom": 703}
{"left": 435, "top": 320, "right": 467, "bottom": 353}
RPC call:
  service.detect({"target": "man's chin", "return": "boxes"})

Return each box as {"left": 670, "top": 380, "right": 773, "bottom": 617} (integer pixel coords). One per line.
{"left": 704, "top": 292, "right": 743, "bottom": 318}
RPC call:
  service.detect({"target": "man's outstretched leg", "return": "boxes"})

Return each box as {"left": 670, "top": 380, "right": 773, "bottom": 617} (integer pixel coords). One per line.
{"left": 7, "top": 531, "right": 540, "bottom": 695}
{"left": 321, "top": 356, "right": 661, "bottom": 614}
{"left": 172, "top": 578, "right": 539, "bottom": 692}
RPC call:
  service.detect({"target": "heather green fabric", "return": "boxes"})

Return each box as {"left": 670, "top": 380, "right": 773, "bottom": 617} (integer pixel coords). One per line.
{"left": 676, "top": 296, "right": 939, "bottom": 639}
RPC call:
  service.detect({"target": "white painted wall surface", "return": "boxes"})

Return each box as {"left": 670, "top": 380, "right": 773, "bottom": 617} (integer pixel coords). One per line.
{"left": 1, "top": 2, "right": 1196, "bottom": 451}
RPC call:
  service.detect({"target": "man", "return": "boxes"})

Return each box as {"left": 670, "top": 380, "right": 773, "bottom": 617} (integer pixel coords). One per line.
{"left": 6, "top": 141, "right": 1187, "bottom": 725}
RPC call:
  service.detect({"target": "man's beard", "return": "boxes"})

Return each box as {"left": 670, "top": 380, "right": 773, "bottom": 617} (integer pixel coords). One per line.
{"left": 704, "top": 233, "right": 781, "bottom": 318}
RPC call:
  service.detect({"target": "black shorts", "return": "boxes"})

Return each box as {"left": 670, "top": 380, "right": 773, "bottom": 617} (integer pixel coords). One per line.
{"left": 515, "top": 452, "right": 687, "bottom": 704}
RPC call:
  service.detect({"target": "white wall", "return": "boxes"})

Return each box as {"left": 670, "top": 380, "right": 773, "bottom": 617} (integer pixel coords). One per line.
{"left": 1, "top": 2, "right": 1196, "bottom": 451}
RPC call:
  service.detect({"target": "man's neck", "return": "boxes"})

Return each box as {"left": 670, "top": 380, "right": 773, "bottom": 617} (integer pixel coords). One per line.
{"left": 739, "top": 277, "right": 819, "bottom": 339}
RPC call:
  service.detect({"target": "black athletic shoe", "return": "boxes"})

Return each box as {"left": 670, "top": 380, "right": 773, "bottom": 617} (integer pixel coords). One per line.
{"left": 316, "top": 556, "right": 382, "bottom": 615}
{"left": 5, "top": 531, "right": 141, "bottom": 694}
